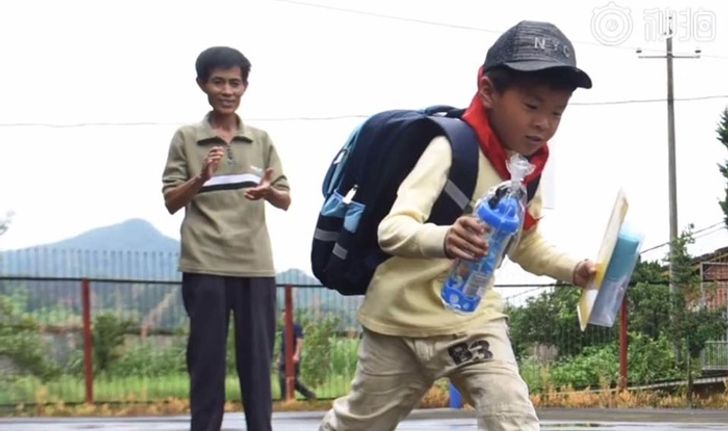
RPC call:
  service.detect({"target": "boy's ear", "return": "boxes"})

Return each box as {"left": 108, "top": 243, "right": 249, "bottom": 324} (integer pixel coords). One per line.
{"left": 477, "top": 75, "right": 497, "bottom": 109}
{"left": 196, "top": 78, "right": 206, "bottom": 93}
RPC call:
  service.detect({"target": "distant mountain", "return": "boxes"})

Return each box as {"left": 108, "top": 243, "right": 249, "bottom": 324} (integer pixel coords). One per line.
{"left": 0, "top": 219, "right": 322, "bottom": 284}
{"left": 0, "top": 219, "right": 181, "bottom": 280}
{"left": 44, "top": 218, "right": 179, "bottom": 252}
{"left": 0, "top": 219, "right": 361, "bottom": 329}
{"left": 276, "top": 268, "right": 320, "bottom": 286}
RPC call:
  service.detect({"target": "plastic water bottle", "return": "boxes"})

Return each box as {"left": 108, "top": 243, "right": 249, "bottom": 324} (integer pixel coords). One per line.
{"left": 440, "top": 155, "right": 533, "bottom": 313}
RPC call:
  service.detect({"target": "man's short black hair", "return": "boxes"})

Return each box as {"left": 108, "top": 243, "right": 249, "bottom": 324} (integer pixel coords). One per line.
{"left": 485, "top": 66, "right": 578, "bottom": 93}
{"left": 195, "top": 46, "right": 251, "bottom": 84}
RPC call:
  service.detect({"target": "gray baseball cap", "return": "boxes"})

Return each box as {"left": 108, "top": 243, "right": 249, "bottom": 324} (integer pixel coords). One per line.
{"left": 484, "top": 20, "right": 592, "bottom": 89}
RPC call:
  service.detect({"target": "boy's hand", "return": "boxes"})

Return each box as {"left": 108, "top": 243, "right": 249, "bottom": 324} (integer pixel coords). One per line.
{"left": 573, "top": 259, "right": 597, "bottom": 288}
{"left": 444, "top": 216, "right": 489, "bottom": 261}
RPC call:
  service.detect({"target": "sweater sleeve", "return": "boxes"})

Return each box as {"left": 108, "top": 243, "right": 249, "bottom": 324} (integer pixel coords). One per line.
{"left": 507, "top": 187, "right": 579, "bottom": 283}
{"left": 377, "top": 136, "right": 453, "bottom": 259}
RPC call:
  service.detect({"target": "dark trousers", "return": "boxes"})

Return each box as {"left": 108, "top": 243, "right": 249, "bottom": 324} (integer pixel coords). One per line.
{"left": 278, "top": 364, "right": 316, "bottom": 400}
{"left": 182, "top": 273, "right": 276, "bottom": 431}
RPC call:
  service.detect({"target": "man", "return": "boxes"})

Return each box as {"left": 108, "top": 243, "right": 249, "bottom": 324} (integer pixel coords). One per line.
{"left": 162, "top": 46, "right": 290, "bottom": 431}
{"left": 279, "top": 310, "right": 317, "bottom": 401}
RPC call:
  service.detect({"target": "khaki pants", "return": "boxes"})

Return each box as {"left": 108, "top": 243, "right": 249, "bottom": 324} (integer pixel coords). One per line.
{"left": 319, "top": 318, "right": 539, "bottom": 431}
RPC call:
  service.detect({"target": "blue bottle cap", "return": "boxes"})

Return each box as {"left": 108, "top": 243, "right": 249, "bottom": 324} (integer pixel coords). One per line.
{"left": 476, "top": 196, "right": 521, "bottom": 234}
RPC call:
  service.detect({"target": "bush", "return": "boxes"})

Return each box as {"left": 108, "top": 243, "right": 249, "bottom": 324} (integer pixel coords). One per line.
{"left": 532, "top": 332, "right": 683, "bottom": 391}
{"left": 549, "top": 344, "right": 619, "bottom": 389}
{"left": 109, "top": 338, "right": 186, "bottom": 377}
{"left": 0, "top": 295, "right": 58, "bottom": 381}
{"left": 520, "top": 357, "right": 548, "bottom": 393}
{"left": 627, "top": 332, "right": 681, "bottom": 384}
{"left": 300, "top": 316, "right": 339, "bottom": 387}
{"left": 93, "top": 313, "right": 133, "bottom": 374}
{"left": 329, "top": 336, "right": 359, "bottom": 378}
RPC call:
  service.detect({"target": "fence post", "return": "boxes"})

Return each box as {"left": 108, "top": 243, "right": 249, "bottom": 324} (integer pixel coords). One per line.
{"left": 618, "top": 295, "right": 628, "bottom": 391}
{"left": 284, "top": 285, "right": 295, "bottom": 402}
{"left": 81, "top": 278, "right": 94, "bottom": 404}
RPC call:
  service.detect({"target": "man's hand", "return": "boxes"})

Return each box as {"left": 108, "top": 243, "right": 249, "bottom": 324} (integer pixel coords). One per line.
{"left": 444, "top": 216, "right": 489, "bottom": 260}
{"left": 292, "top": 354, "right": 300, "bottom": 364}
{"left": 245, "top": 168, "right": 275, "bottom": 201}
{"left": 573, "top": 259, "right": 597, "bottom": 288}
{"left": 199, "top": 146, "right": 225, "bottom": 181}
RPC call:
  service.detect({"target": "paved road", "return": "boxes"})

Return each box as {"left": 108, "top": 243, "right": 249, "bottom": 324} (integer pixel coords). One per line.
{"left": 1, "top": 408, "right": 727, "bottom": 430}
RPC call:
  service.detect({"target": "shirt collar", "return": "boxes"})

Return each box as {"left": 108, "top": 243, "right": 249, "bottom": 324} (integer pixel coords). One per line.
{"left": 195, "top": 112, "right": 254, "bottom": 144}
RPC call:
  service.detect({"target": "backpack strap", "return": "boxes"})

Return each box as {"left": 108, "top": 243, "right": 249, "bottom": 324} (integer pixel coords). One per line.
{"left": 427, "top": 115, "right": 480, "bottom": 225}
{"left": 425, "top": 111, "right": 541, "bottom": 225}
{"left": 526, "top": 176, "right": 540, "bottom": 202}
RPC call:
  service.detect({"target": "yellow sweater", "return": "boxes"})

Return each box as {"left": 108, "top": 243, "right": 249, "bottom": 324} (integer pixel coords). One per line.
{"left": 357, "top": 136, "right": 579, "bottom": 337}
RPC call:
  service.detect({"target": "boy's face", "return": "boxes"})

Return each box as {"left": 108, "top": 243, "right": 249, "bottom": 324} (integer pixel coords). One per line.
{"left": 480, "top": 78, "right": 572, "bottom": 156}
{"left": 198, "top": 66, "right": 247, "bottom": 115}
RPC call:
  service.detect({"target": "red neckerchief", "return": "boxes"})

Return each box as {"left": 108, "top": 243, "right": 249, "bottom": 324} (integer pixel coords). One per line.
{"left": 460, "top": 68, "right": 549, "bottom": 230}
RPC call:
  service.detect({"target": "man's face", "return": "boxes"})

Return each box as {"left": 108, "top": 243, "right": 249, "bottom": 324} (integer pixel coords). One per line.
{"left": 199, "top": 66, "right": 246, "bottom": 115}
{"left": 486, "top": 82, "right": 572, "bottom": 156}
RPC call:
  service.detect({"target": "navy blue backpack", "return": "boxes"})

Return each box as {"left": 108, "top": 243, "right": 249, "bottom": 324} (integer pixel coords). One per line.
{"left": 310, "top": 106, "right": 481, "bottom": 296}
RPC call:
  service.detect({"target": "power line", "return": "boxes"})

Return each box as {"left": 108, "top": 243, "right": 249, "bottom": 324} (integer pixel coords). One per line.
{"left": 271, "top": 0, "right": 728, "bottom": 60}
{"left": 502, "top": 284, "right": 555, "bottom": 301}
{"left": 570, "top": 94, "right": 728, "bottom": 106}
{"left": 0, "top": 121, "right": 185, "bottom": 129}
{"left": 693, "top": 226, "right": 726, "bottom": 241}
{"left": 639, "top": 221, "right": 726, "bottom": 255}
{"left": 0, "top": 115, "right": 370, "bottom": 128}
{"left": 1, "top": 94, "right": 726, "bottom": 129}
{"left": 271, "top": 0, "right": 503, "bottom": 34}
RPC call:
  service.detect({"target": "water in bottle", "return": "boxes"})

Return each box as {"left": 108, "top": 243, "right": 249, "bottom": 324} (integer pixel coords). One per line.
{"left": 441, "top": 154, "right": 533, "bottom": 313}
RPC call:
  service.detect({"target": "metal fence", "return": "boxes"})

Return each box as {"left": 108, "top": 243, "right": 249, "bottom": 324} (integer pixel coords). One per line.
{"left": 0, "top": 277, "right": 366, "bottom": 405}
{"left": 0, "top": 278, "right": 623, "bottom": 406}
{"left": 702, "top": 341, "right": 728, "bottom": 372}
{"left": 0, "top": 248, "right": 726, "bottom": 407}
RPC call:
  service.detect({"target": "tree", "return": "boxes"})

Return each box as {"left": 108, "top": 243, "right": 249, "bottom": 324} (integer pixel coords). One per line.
{"left": 507, "top": 284, "right": 616, "bottom": 360}
{"left": 627, "top": 281, "right": 672, "bottom": 340}
{"left": 0, "top": 210, "right": 14, "bottom": 236}
{"left": 665, "top": 227, "right": 726, "bottom": 358}
{"left": 631, "top": 259, "right": 668, "bottom": 285}
{"left": 717, "top": 108, "right": 728, "bottom": 228}
{"left": 661, "top": 226, "right": 728, "bottom": 402}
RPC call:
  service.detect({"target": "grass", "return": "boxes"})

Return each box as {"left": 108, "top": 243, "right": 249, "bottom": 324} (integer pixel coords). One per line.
{"left": 1, "top": 370, "right": 358, "bottom": 407}
{"left": 530, "top": 382, "right": 728, "bottom": 409}
{"left": 4, "top": 369, "right": 728, "bottom": 417}
{"left": 5, "top": 377, "right": 728, "bottom": 417}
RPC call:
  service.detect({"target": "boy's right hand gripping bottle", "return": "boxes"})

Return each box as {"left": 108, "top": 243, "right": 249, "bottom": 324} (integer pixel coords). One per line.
{"left": 441, "top": 154, "right": 534, "bottom": 313}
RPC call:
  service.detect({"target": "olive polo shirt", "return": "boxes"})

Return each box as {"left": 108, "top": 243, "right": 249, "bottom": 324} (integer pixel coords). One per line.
{"left": 162, "top": 113, "right": 290, "bottom": 277}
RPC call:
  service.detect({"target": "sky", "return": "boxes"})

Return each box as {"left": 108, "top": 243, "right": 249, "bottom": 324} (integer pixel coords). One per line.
{"left": 1, "top": 0, "right": 727, "bottom": 286}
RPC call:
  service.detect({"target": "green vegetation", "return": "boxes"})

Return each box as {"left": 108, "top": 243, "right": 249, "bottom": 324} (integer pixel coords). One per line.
{"left": 1, "top": 229, "right": 726, "bottom": 408}
{"left": 717, "top": 107, "right": 728, "bottom": 228}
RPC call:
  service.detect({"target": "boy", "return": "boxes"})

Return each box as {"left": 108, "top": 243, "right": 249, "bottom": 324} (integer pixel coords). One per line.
{"left": 319, "top": 21, "right": 596, "bottom": 431}
{"left": 162, "top": 46, "right": 290, "bottom": 431}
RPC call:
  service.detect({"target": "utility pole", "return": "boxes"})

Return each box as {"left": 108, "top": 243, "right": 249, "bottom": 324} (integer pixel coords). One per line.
{"left": 637, "top": 16, "right": 700, "bottom": 294}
